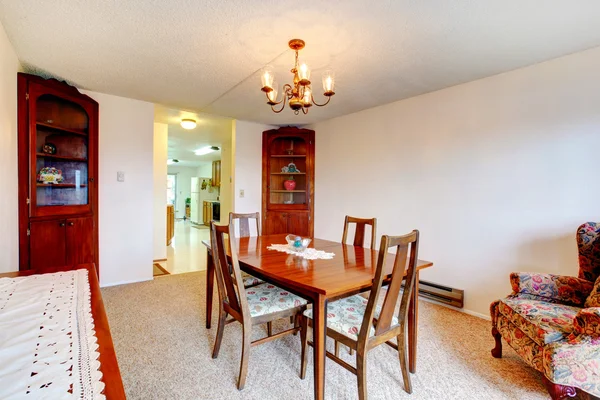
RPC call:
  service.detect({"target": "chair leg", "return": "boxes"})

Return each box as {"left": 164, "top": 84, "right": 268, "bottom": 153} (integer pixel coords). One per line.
{"left": 237, "top": 324, "right": 252, "bottom": 390}
{"left": 349, "top": 347, "right": 354, "bottom": 355}
{"left": 491, "top": 327, "right": 502, "bottom": 358}
{"left": 335, "top": 341, "right": 340, "bottom": 357}
{"left": 397, "top": 333, "right": 412, "bottom": 394}
{"left": 300, "top": 316, "right": 309, "bottom": 380}
{"left": 212, "top": 305, "right": 227, "bottom": 359}
{"left": 267, "top": 321, "right": 273, "bottom": 337}
{"left": 293, "top": 313, "right": 299, "bottom": 336}
{"left": 356, "top": 351, "right": 368, "bottom": 400}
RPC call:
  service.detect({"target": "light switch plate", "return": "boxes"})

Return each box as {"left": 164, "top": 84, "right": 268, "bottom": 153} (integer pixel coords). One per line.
{"left": 117, "top": 171, "right": 125, "bottom": 182}
{"left": 239, "top": 189, "right": 245, "bottom": 198}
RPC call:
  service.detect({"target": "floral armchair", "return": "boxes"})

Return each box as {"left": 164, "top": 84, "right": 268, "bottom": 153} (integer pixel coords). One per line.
{"left": 490, "top": 222, "right": 600, "bottom": 399}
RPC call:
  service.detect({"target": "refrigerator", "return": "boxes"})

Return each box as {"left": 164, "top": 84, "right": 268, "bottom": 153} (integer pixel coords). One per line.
{"left": 190, "top": 177, "right": 217, "bottom": 225}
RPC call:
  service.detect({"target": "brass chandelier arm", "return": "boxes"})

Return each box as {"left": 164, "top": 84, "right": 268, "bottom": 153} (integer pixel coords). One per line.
{"left": 271, "top": 95, "right": 287, "bottom": 113}
{"left": 311, "top": 94, "right": 332, "bottom": 107}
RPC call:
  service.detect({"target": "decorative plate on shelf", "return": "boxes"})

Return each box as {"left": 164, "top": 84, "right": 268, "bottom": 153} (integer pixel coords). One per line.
{"left": 42, "top": 142, "right": 57, "bottom": 155}
{"left": 37, "top": 167, "right": 64, "bottom": 184}
{"left": 282, "top": 162, "right": 300, "bottom": 173}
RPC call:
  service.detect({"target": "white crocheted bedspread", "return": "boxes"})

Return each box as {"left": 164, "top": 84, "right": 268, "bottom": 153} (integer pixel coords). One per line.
{"left": 267, "top": 244, "right": 335, "bottom": 260}
{"left": 0, "top": 269, "right": 105, "bottom": 399}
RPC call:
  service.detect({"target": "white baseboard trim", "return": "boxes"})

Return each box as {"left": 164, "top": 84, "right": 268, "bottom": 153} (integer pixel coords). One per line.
{"left": 420, "top": 297, "right": 491, "bottom": 321}
{"left": 100, "top": 277, "right": 153, "bottom": 288}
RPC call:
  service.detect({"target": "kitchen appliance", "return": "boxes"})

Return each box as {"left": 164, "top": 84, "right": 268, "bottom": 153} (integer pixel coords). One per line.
{"left": 190, "top": 177, "right": 217, "bottom": 225}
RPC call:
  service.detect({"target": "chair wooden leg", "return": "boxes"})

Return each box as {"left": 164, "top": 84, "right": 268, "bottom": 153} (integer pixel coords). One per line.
{"left": 300, "top": 316, "right": 309, "bottom": 380}
{"left": 356, "top": 351, "right": 368, "bottom": 400}
{"left": 349, "top": 347, "right": 354, "bottom": 355}
{"left": 212, "top": 306, "right": 227, "bottom": 359}
{"left": 335, "top": 341, "right": 340, "bottom": 357}
{"left": 267, "top": 321, "right": 273, "bottom": 337}
{"left": 237, "top": 324, "right": 252, "bottom": 390}
{"left": 293, "top": 313, "right": 299, "bottom": 336}
{"left": 491, "top": 327, "right": 502, "bottom": 358}
{"left": 541, "top": 375, "right": 577, "bottom": 400}
{"left": 397, "top": 333, "right": 412, "bottom": 394}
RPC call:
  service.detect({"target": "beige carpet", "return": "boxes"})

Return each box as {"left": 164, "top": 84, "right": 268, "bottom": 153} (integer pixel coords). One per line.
{"left": 101, "top": 272, "right": 550, "bottom": 400}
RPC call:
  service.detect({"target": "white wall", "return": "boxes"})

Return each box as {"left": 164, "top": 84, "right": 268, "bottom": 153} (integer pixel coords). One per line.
{"left": 0, "top": 22, "right": 21, "bottom": 272}
{"left": 154, "top": 123, "right": 168, "bottom": 261}
{"left": 197, "top": 163, "right": 212, "bottom": 177}
{"left": 167, "top": 165, "right": 196, "bottom": 218}
{"left": 232, "top": 120, "right": 275, "bottom": 215}
{"left": 82, "top": 90, "right": 155, "bottom": 286}
{"left": 309, "top": 46, "right": 600, "bottom": 318}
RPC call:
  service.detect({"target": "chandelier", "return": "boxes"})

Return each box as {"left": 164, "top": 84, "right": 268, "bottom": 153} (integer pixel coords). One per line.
{"left": 260, "top": 39, "right": 335, "bottom": 115}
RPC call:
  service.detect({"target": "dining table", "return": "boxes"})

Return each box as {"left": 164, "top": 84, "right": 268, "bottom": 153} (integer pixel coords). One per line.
{"left": 202, "top": 233, "right": 433, "bottom": 400}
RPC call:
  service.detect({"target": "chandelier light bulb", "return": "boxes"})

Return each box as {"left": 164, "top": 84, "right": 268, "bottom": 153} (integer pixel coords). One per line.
{"left": 322, "top": 70, "right": 335, "bottom": 95}
{"left": 267, "top": 81, "right": 278, "bottom": 104}
{"left": 302, "top": 87, "right": 312, "bottom": 106}
{"left": 298, "top": 62, "right": 311, "bottom": 84}
{"left": 261, "top": 66, "right": 275, "bottom": 91}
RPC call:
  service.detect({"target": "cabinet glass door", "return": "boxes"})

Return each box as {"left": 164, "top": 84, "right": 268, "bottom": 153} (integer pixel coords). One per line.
{"left": 269, "top": 137, "right": 308, "bottom": 207}
{"left": 30, "top": 88, "right": 92, "bottom": 216}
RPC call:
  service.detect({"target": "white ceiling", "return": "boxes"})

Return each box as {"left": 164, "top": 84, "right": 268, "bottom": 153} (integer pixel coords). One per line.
{"left": 2, "top": 1, "right": 600, "bottom": 125}
{"left": 155, "top": 105, "right": 232, "bottom": 167}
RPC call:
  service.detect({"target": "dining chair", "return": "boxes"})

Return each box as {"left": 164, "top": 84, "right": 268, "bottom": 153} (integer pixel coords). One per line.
{"left": 228, "top": 212, "right": 264, "bottom": 286}
{"left": 342, "top": 215, "right": 377, "bottom": 249}
{"left": 300, "top": 230, "right": 420, "bottom": 399}
{"left": 339, "top": 215, "right": 378, "bottom": 355}
{"left": 210, "top": 221, "right": 308, "bottom": 390}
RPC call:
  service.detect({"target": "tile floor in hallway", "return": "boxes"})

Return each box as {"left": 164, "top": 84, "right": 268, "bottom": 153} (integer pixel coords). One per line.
{"left": 155, "top": 219, "right": 210, "bottom": 275}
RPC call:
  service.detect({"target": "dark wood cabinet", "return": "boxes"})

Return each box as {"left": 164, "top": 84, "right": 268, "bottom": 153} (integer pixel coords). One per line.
{"left": 262, "top": 127, "right": 315, "bottom": 237}
{"left": 18, "top": 73, "right": 99, "bottom": 272}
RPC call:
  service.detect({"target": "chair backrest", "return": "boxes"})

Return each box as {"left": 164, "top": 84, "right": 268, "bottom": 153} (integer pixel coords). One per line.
{"left": 229, "top": 212, "right": 260, "bottom": 238}
{"left": 210, "top": 222, "right": 249, "bottom": 323}
{"left": 578, "top": 222, "right": 600, "bottom": 282}
{"left": 359, "top": 230, "right": 419, "bottom": 341}
{"left": 342, "top": 215, "right": 377, "bottom": 249}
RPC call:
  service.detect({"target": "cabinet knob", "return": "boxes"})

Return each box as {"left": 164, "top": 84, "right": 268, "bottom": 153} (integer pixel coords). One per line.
{"left": 69, "top": 222, "right": 74, "bottom": 226}
{"left": 59, "top": 222, "right": 65, "bottom": 227}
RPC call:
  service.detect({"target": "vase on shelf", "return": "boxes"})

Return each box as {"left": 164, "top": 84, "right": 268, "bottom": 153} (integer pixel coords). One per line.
{"left": 284, "top": 179, "right": 296, "bottom": 190}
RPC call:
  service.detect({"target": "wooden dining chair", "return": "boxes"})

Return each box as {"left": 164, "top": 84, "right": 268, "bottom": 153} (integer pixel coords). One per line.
{"left": 300, "top": 230, "right": 420, "bottom": 399}
{"left": 228, "top": 212, "right": 264, "bottom": 287}
{"left": 210, "top": 221, "right": 308, "bottom": 390}
{"left": 342, "top": 215, "right": 377, "bottom": 250}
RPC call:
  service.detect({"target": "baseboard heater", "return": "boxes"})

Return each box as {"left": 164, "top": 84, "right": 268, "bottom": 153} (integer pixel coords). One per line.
{"left": 402, "top": 280, "right": 464, "bottom": 308}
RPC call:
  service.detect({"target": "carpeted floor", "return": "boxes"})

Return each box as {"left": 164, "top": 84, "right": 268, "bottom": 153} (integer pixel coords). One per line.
{"left": 101, "top": 272, "right": 550, "bottom": 400}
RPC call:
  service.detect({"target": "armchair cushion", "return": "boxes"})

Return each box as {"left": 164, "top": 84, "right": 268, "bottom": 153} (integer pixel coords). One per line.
{"left": 577, "top": 222, "right": 600, "bottom": 282}
{"left": 510, "top": 272, "right": 593, "bottom": 306}
{"left": 573, "top": 308, "right": 600, "bottom": 336}
{"left": 585, "top": 276, "right": 600, "bottom": 307}
{"left": 498, "top": 297, "right": 579, "bottom": 346}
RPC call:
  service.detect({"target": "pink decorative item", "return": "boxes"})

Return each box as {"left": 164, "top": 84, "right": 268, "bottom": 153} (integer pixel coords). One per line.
{"left": 284, "top": 180, "right": 296, "bottom": 190}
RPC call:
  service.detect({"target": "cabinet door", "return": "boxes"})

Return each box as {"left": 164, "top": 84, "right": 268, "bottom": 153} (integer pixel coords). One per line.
{"left": 65, "top": 217, "right": 95, "bottom": 265}
{"left": 287, "top": 212, "right": 310, "bottom": 237}
{"left": 216, "top": 161, "right": 221, "bottom": 187}
{"left": 264, "top": 212, "right": 289, "bottom": 235}
{"left": 30, "top": 219, "right": 67, "bottom": 269}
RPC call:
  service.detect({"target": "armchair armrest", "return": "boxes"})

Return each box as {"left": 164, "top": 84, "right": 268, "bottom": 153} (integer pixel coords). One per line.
{"left": 573, "top": 308, "right": 600, "bottom": 336}
{"left": 510, "top": 272, "right": 593, "bottom": 306}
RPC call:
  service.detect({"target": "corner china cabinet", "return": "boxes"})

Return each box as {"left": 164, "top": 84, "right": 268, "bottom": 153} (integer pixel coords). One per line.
{"left": 17, "top": 73, "right": 99, "bottom": 272}
{"left": 262, "top": 126, "right": 315, "bottom": 237}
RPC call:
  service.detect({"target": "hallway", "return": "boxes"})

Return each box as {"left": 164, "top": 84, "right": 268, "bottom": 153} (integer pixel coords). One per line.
{"left": 156, "top": 220, "right": 210, "bottom": 275}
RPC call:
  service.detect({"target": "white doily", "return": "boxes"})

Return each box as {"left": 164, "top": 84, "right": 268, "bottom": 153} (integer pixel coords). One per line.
{"left": 267, "top": 244, "right": 335, "bottom": 260}
{"left": 0, "top": 269, "right": 105, "bottom": 399}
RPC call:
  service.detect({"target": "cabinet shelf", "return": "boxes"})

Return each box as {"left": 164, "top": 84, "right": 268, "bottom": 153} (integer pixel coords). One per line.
{"left": 36, "top": 122, "right": 88, "bottom": 137}
{"left": 270, "top": 190, "right": 305, "bottom": 193}
{"left": 270, "top": 154, "right": 307, "bottom": 158}
{"left": 36, "top": 153, "right": 87, "bottom": 162}
{"left": 270, "top": 172, "right": 306, "bottom": 175}
{"left": 36, "top": 183, "right": 88, "bottom": 188}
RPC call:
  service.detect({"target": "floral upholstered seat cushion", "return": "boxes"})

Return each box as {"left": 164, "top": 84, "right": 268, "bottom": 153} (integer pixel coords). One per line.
{"left": 241, "top": 271, "right": 264, "bottom": 288}
{"left": 245, "top": 283, "right": 307, "bottom": 318}
{"left": 303, "top": 294, "right": 399, "bottom": 340}
{"left": 498, "top": 297, "right": 580, "bottom": 347}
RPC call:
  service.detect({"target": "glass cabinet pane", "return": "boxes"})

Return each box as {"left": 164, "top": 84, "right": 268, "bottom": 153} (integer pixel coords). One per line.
{"left": 34, "top": 94, "right": 89, "bottom": 207}
{"left": 269, "top": 137, "right": 308, "bottom": 205}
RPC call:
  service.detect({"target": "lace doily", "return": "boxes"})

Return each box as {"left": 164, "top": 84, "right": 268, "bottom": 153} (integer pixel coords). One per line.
{"left": 0, "top": 269, "right": 105, "bottom": 399}
{"left": 267, "top": 244, "right": 335, "bottom": 260}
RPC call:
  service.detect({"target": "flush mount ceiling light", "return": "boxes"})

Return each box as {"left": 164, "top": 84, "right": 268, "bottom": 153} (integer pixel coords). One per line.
{"left": 180, "top": 119, "right": 197, "bottom": 129}
{"left": 260, "top": 39, "right": 335, "bottom": 115}
{"left": 194, "top": 146, "right": 220, "bottom": 156}
{"left": 167, "top": 159, "right": 179, "bottom": 165}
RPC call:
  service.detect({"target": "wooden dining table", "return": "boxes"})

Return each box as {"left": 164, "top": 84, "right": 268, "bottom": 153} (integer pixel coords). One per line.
{"left": 202, "top": 234, "right": 433, "bottom": 400}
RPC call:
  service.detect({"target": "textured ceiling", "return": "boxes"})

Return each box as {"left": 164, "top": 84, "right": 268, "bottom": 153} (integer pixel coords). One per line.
{"left": 2, "top": 1, "right": 600, "bottom": 125}
{"left": 155, "top": 105, "right": 232, "bottom": 167}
